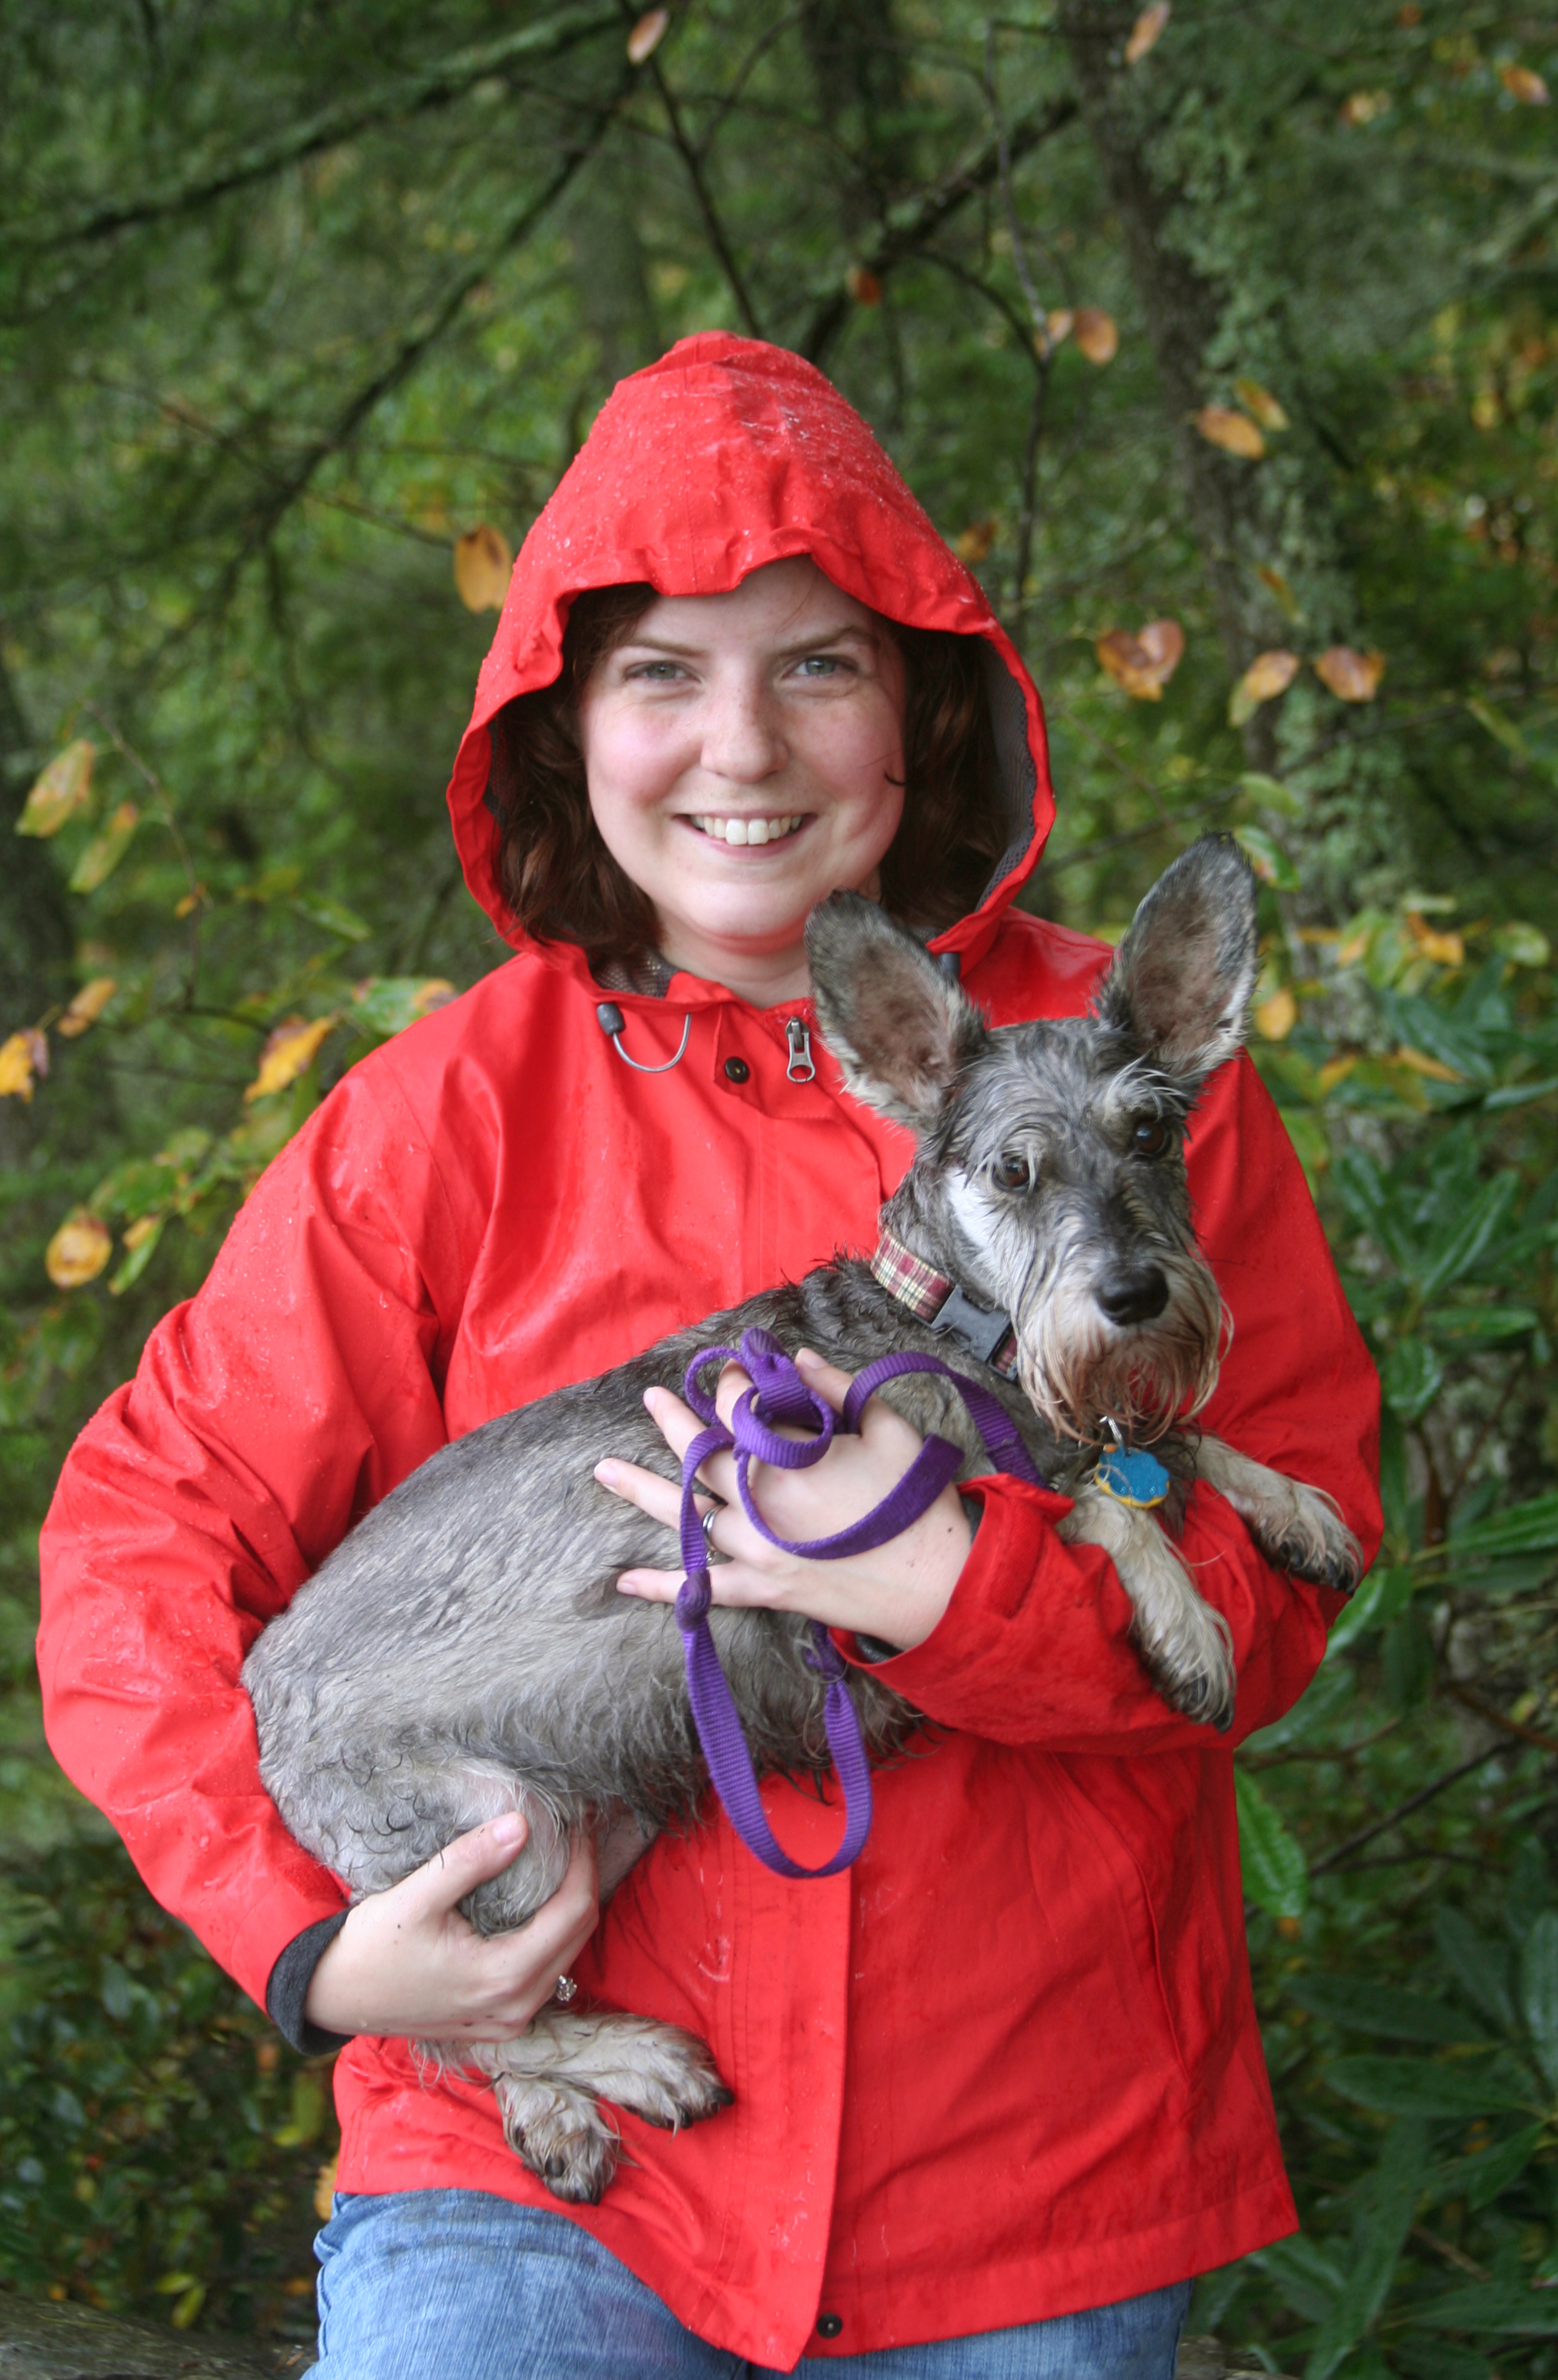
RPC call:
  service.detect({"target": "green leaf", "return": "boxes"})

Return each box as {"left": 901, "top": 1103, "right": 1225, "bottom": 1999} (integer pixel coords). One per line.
{"left": 1519, "top": 1912, "right": 1558, "bottom": 2090}
{"left": 109, "top": 1216, "right": 164, "bottom": 1296}
{"left": 1483, "top": 1073, "right": 1558, "bottom": 1112}
{"left": 1450, "top": 1493, "right": 1558, "bottom": 1561}
{"left": 1327, "top": 1565, "right": 1414, "bottom": 1656}
{"left": 1410, "top": 2282, "right": 1558, "bottom": 2335}
{"left": 1432, "top": 1909, "right": 1516, "bottom": 2033}
{"left": 16, "top": 738, "right": 96, "bottom": 837}
{"left": 1431, "top": 2122, "right": 1547, "bottom": 2212}
{"left": 1326, "top": 2053, "right": 1536, "bottom": 2115}
{"left": 1233, "top": 821, "right": 1300, "bottom": 889}
{"left": 291, "top": 894, "right": 372, "bottom": 942}
{"left": 1380, "top": 1339, "right": 1442, "bottom": 1423}
{"left": 1246, "top": 1660, "right": 1355, "bottom": 1749}
{"left": 1236, "top": 1766, "right": 1308, "bottom": 1917}
{"left": 1333, "top": 1148, "right": 1417, "bottom": 1270}
{"left": 1240, "top": 770, "right": 1306, "bottom": 816}
{"left": 1422, "top": 1305, "right": 1537, "bottom": 1344}
{"left": 1415, "top": 1172, "right": 1522, "bottom": 1296}
{"left": 1285, "top": 1974, "right": 1487, "bottom": 2044}
{"left": 1304, "top": 2119, "right": 1427, "bottom": 2380}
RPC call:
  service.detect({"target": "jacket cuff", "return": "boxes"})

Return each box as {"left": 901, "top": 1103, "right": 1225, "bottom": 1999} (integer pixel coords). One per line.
{"left": 265, "top": 1911, "right": 355, "bottom": 2055}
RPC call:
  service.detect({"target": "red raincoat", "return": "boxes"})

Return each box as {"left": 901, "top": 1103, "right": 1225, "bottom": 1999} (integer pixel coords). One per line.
{"left": 39, "top": 335, "right": 1380, "bottom": 2370}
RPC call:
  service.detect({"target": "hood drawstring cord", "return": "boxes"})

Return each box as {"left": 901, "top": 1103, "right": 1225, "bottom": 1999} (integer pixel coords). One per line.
{"left": 596, "top": 1002, "right": 691, "bottom": 1074}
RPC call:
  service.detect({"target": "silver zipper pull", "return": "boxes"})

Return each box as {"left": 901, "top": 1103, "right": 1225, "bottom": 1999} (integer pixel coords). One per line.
{"left": 785, "top": 1017, "right": 816, "bottom": 1083}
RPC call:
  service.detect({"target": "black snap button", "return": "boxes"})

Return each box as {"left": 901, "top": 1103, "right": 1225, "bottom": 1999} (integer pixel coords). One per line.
{"left": 816, "top": 2314, "right": 843, "bottom": 2339}
{"left": 723, "top": 1056, "right": 750, "bottom": 1083}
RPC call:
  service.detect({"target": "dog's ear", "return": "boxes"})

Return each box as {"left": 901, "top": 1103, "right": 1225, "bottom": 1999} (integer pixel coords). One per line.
{"left": 807, "top": 892, "right": 987, "bottom": 1132}
{"left": 1094, "top": 835, "right": 1258, "bottom": 1079}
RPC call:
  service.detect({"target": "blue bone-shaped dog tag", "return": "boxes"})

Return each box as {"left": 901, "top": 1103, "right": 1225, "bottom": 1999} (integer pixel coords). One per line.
{"left": 1093, "top": 1445, "right": 1171, "bottom": 1509}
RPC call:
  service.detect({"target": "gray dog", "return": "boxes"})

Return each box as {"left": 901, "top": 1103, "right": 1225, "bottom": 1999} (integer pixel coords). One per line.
{"left": 244, "top": 833, "right": 1359, "bottom": 2201}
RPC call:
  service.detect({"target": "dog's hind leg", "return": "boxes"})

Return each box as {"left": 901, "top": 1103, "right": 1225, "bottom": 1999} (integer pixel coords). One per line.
{"left": 1059, "top": 1485, "right": 1236, "bottom": 1730}
{"left": 1194, "top": 1436, "right": 1362, "bottom": 1596}
{"left": 454, "top": 2012, "right": 733, "bottom": 2204}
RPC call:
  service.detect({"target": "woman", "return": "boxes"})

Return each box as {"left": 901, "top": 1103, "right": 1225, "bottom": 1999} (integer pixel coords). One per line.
{"left": 39, "top": 334, "right": 1381, "bottom": 2377}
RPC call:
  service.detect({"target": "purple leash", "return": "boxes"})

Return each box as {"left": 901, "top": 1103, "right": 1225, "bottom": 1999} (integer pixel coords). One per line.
{"left": 673, "top": 1326, "right": 1042, "bottom": 1880}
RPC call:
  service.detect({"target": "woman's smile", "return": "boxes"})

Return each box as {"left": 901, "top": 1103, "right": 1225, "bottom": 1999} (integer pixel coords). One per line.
{"left": 683, "top": 812, "right": 809, "bottom": 845}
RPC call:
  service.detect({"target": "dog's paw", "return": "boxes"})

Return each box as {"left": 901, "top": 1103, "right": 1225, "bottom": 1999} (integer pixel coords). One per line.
{"left": 611, "top": 2028, "right": 733, "bottom": 2132}
{"left": 494, "top": 2075, "right": 621, "bottom": 2204}
{"left": 1196, "top": 1439, "right": 1363, "bottom": 1597}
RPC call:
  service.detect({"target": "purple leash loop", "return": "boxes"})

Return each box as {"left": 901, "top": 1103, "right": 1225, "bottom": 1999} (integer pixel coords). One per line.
{"left": 672, "top": 1326, "right": 1042, "bottom": 1880}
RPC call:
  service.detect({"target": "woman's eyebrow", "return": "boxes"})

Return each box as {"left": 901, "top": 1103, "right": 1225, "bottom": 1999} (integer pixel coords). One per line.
{"left": 615, "top": 622, "right": 879, "bottom": 661}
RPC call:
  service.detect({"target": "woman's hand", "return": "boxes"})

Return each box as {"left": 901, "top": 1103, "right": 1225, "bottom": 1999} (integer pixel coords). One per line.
{"left": 594, "top": 1348, "right": 972, "bottom": 1653}
{"left": 302, "top": 1816, "right": 599, "bottom": 2043}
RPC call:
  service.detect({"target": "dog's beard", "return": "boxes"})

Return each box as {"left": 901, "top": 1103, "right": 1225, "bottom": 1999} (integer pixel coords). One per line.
{"left": 1014, "top": 1236, "right": 1225, "bottom": 1445}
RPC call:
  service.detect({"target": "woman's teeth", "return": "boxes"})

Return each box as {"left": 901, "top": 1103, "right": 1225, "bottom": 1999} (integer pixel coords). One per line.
{"left": 692, "top": 815, "right": 804, "bottom": 846}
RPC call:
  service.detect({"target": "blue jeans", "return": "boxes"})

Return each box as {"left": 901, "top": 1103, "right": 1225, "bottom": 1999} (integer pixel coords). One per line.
{"left": 312, "top": 2191, "right": 1191, "bottom": 2379}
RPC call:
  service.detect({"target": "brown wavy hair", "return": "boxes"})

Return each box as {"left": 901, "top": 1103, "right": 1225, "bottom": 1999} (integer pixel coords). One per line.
{"left": 487, "top": 581, "right": 1013, "bottom": 975}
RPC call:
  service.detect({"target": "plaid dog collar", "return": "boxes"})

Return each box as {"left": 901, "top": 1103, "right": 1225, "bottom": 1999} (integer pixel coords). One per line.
{"left": 869, "top": 1226, "right": 1019, "bottom": 1376}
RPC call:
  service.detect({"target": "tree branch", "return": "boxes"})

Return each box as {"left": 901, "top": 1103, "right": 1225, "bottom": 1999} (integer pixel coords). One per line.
{"left": 1308, "top": 1744, "right": 1507, "bottom": 1881}
{"left": 799, "top": 90, "right": 1079, "bottom": 363}
{"left": 637, "top": 28, "right": 763, "bottom": 336}
{"left": 16, "top": 3, "right": 621, "bottom": 250}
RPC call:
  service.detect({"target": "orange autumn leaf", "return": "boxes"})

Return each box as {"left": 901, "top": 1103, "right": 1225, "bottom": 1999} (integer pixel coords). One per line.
{"left": 245, "top": 1014, "right": 338, "bottom": 1103}
{"left": 954, "top": 518, "right": 997, "bottom": 564}
{"left": 0, "top": 1030, "right": 37, "bottom": 1101}
{"left": 1392, "top": 1047, "right": 1464, "bottom": 1084}
{"left": 56, "top": 976, "right": 118, "bottom": 1039}
{"left": 845, "top": 265, "right": 882, "bottom": 305}
{"left": 453, "top": 524, "right": 513, "bottom": 613}
{"left": 1073, "top": 307, "right": 1119, "bottom": 365}
{"left": 1096, "top": 619, "right": 1185, "bottom": 701}
{"left": 627, "top": 9, "right": 670, "bottom": 65}
{"left": 1124, "top": 1, "right": 1170, "bottom": 64}
{"left": 1314, "top": 645, "right": 1385, "bottom": 701}
{"left": 16, "top": 739, "right": 96, "bottom": 838}
{"left": 1195, "top": 405, "right": 1265, "bottom": 459}
{"left": 1229, "top": 649, "right": 1300, "bottom": 725}
{"left": 46, "top": 1210, "right": 113, "bottom": 1288}
{"left": 1500, "top": 62, "right": 1549, "bottom": 103}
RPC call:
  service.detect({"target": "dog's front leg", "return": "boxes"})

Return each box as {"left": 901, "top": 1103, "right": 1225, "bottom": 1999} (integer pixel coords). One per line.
{"left": 1059, "top": 1486, "right": 1236, "bottom": 1731}
{"left": 1193, "top": 1436, "right": 1362, "bottom": 1595}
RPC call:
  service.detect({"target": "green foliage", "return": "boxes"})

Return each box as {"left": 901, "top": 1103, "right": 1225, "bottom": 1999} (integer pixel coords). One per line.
{"left": 0, "top": 0, "right": 1556, "bottom": 2361}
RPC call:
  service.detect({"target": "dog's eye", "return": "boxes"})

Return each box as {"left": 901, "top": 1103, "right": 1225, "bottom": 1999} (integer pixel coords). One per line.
{"left": 992, "top": 1151, "right": 1032, "bottom": 1192}
{"left": 1132, "top": 1118, "right": 1170, "bottom": 1159}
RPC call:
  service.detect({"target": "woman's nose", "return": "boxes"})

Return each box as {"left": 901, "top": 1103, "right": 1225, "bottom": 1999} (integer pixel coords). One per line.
{"left": 699, "top": 679, "right": 786, "bottom": 783}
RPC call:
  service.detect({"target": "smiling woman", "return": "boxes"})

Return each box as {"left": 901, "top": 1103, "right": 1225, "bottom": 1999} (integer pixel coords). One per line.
{"left": 489, "top": 561, "right": 1011, "bottom": 998}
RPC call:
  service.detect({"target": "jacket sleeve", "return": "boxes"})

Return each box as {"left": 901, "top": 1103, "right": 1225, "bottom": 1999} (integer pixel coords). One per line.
{"left": 36, "top": 1059, "right": 479, "bottom": 2013}
{"left": 846, "top": 1052, "right": 1382, "bottom": 1754}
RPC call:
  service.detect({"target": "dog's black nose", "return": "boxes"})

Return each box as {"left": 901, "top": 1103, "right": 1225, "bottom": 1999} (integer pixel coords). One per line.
{"left": 1096, "top": 1265, "right": 1169, "bottom": 1326}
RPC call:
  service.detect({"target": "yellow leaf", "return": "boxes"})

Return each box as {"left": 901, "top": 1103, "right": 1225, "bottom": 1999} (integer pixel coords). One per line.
{"left": 627, "top": 7, "right": 670, "bottom": 64}
{"left": 314, "top": 2152, "right": 340, "bottom": 2222}
{"left": 1314, "top": 645, "right": 1385, "bottom": 701}
{"left": 1405, "top": 912, "right": 1465, "bottom": 967}
{"left": 1229, "top": 649, "right": 1300, "bottom": 726}
{"left": 1095, "top": 619, "right": 1185, "bottom": 701}
{"left": 1194, "top": 405, "right": 1265, "bottom": 459}
{"left": 68, "top": 801, "right": 140, "bottom": 894}
{"left": 845, "top": 265, "right": 882, "bottom": 305}
{"left": 954, "top": 518, "right": 997, "bottom": 564}
{"left": 1255, "top": 988, "right": 1297, "bottom": 1040}
{"left": 244, "top": 1013, "right": 338, "bottom": 1103}
{"left": 1317, "top": 1055, "right": 1357, "bottom": 1094}
{"left": 174, "top": 885, "right": 208, "bottom": 919}
{"left": 1340, "top": 89, "right": 1391, "bottom": 124}
{"left": 122, "top": 1213, "right": 161, "bottom": 1251}
{"left": 16, "top": 740, "right": 96, "bottom": 838}
{"left": 0, "top": 1029, "right": 36, "bottom": 1100}
{"left": 1045, "top": 307, "right": 1074, "bottom": 347}
{"left": 1500, "top": 62, "right": 1549, "bottom": 103}
{"left": 46, "top": 1211, "right": 113, "bottom": 1288}
{"left": 1233, "top": 377, "right": 1289, "bottom": 431}
{"left": 56, "top": 976, "right": 117, "bottom": 1039}
{"left": 1392, "top": 1047, "right": 1464, "bottom": 1084}
{"left": 1124, "top": 1, "right": 1170, "bottom": 64}
{"left": 452, "top": 524, "right": 513, "bottom": 614}
{"left": 1073, "top": 307, "right": 1119, "bottom": 365}
{"left": 414, "top": 979, "right": 457, "bottom": 1017}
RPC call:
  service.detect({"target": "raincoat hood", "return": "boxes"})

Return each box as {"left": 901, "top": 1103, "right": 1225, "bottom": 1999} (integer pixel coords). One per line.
{"left": 446, "top": 333, "right": 1054, "bottom": 962}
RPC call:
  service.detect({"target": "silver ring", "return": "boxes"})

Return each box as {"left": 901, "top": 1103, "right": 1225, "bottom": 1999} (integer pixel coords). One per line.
{"left": 701, "top": 1502, "right": 722, "bottom": 1555}
{"left": 553, "top": 1974, "right": 579, "bottom": 2005}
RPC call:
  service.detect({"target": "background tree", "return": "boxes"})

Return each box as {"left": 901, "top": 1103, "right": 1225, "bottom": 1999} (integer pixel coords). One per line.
{"left": 2, "top": 2, "right": 1557, "bottom": 2365}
